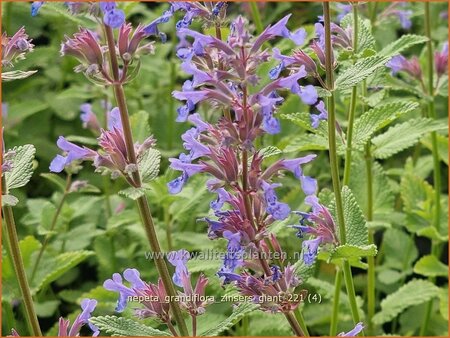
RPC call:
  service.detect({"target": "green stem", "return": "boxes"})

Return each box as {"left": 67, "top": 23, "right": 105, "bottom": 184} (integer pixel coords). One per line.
{"left": 2, "top": 180, "right": 42, "bottom": 336}
{"left": 250, "top": 2, "right": 264, "bottom": 34}
{"left": 104, "top": 25, "right": 189, "bottom": 336}
{"left": 329, "top": 269, "right": 343, "bottom": 336}
{"left": 30, "top": 174, "right": 72, "bottom": 283}
{"left": 323, "top": 2, "right": 362, "bottom": 331}
{"left": 369, "top": 2, "right": 379, "bottom": 27}
{"left": 420, "top": 4, "right": 441, "bottom": 334}
{"left": 293, "top": 307, "right": 310, "bottom": 337}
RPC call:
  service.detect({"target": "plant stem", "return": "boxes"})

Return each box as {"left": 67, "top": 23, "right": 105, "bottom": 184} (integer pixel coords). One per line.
{"left": 30, "top": 173, "right": 72, "bottom": 283}
{"left": 104, "top": 25, "right": 189, "bottom": 336}
{"left": 420, "top": 3, "right": 441, "bottom": 335}
{"left": 329, "top": 269, "right": 343, "bottom": 336}
{"left": 293, "top": 307, "right": 310, "bottom": 337}
{"left": 343, "top": 4, "right": 359, "bottom": 186}
{"left": 365, "top": 143, "right": 375, "bottom": 336}
{"left": 322, "top": 2, "right": 362, "bottom": 331}
{"left": 191, "top": 315, "right": 197, "bottom": 336}
{"left": 2, "top": 179, "right": 42, "bottom": 336}
{"left": 250, "top": 2, "right": 264, "bottom": 34}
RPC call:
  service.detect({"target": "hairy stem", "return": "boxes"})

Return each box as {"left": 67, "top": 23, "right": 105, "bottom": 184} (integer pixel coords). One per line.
{"left": 30, "top": 174, "right": 72, "bottom": 283}
{"left": 2, "top": 179, "right": 42, "bottom": 336}
{"left": 322, "top": 2, "right": 362, "bottom": 331}
{"left": 104, "top": 25, "right": 189, "bottom": 336}
{"left": 420, "top": 3, "right": 441, "bottom": 334}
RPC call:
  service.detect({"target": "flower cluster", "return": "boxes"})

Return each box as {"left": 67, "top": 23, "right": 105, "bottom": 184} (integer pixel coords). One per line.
{"left": 387, "top": 42, "right": 448, "bottom": 88}
{"left": 32, "top": 2, "right": 125, "bottom": 28}
{"left": 103, "top": 250, "right": 210, "bottom": 323}
{"left": 291, "top": 197, "right": 339, "bottom": 265}
{"left": 379, "top": 2, "right": 413, "bottom": 30}
{"left": 168, "top": 15, "right": 321, "bottom": 313}
{"left": 145, "top": 1, "right": 228, "bottom": 41}
{"left": 50, "top": 106, "right": 155, "bottom": 185}
{"left": 12, "top": 299, "right": 99, "bottom": 337}
{"left": 1, "top": 27, "right": 34, "bottom": 68}
{"left": 60, "top": 22, "right": 153, "bottom": 83}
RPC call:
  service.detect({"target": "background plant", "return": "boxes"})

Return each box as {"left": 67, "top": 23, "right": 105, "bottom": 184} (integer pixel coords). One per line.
{"left": 2, "top": 1, "right": 448, "bottom": 337}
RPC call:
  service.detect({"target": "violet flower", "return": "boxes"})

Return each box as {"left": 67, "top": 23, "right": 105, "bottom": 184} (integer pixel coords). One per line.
{"left": 435, "top": 43, "right": 448, "bottom": 78}
{"left": 338, "top": 322, "right": 365, "bottom": 336}
{"left": 1, "top": 27, "right": 34, "bottom": 68}
{"left": 386, "top": 54, "right": 422, "bottom": 80}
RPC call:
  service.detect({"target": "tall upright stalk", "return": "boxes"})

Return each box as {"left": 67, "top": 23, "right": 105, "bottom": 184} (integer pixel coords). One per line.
{"left": 420, "top": 3, "right": 441, "bottom": 335}
{"left": 103, "top": 25, "right": 188, "bottom": 336}
{"left": 331, "top": 6, "right": 359, "bottom": 333}
{"left": 322, "top": 2, "right": 362, "bottom": 331}
{"left": 2, "top": 178, "right": 42, "bottom": 336}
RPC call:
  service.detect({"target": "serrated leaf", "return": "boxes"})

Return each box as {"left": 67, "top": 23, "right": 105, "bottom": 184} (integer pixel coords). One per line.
{"left": 372, "top": 118, "right": 448, "bottom": 159}
{"left": 382, "top": 228, "right": 418, "bottom": 271}
{"left": 283, "top": 134, "right": 329, "bottom": 153}
{"left": 329, "top": 244, "right": 377, "bottom": 260}
{"left": 421, "top": 134, "right": 449, "bottom": 165}
{"left": 340, "top": 14, "right": 375, "bottom": 54}
{"left": 378, "top": 34, "right": 429, "bottom": 58}
{"left": 260, "top": 146, "right": 282, "bottom": 158}
{"left": 413, "top": 255, "right": 448, "bottom": 277}
{"left": 199, "top": 302, "right": 259, "bottom": 336}
{"left": 335, "top": 56, "right": 388, "bottom": 90}
{"left": 2, "top": 194, "right": 18, "bottom": 206}
{"left": 341, "top": 186, "right": 368, "bottom": 246}
{"left": 89, "top": 316, "right": 170, "bottom": 336}
{"left": 353, "top": 101, "right": 419, "bottom": 148}
{"left": 5, "top": 144, "right": 36, "bottom": 190}
{"left": 31, "top": 251, "right": 94, "bottom": 294}
{"left": 2, "top": 70, "right": 37, "bottom": 81}
{"left": 372, "top": 279, "right": 440, "bottom": 325}
{"left": 138, "top": 148, "right": 161, "bottom": 183}
{"left": 118, "top": 187, "right": 147, "bottom": 200}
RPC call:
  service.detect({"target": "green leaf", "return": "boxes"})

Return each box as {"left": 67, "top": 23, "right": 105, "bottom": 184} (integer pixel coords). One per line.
{"left": 413, "top": 255, "right": 448, "bottom": 277}
{"left": 372, "top": 118, "right": 448, "bottom": 159}
{"left": 329, "top": 244, "right": 377, "bottom": 260}
{"left": 199, "top": 302, "right": 259, "bottom": 336}
{"left": 353, "top": 101, "right": 419, "bottom": 148}
{"left": 138, "top": 148, "right": 161, "bottom": 183}
{"left": 31, "top": 251, "right": 94, "bottom": 294}
{"left": 2, "top": 70, "right": 37, "bottom": 81}
{"left": 260, "top": 146, "right": 282, "bottom": 158}
{"left": 335, "top": 56, "right": 388, "bottom": 90}
{"left": 130, "top": 111, "right": 150, "bottom": 143}
{"left": 382, "top": 228, "right": 418, "bottom": 271}
{"left": 89, "top": 316, "right": 170, "bottom": 336}
{"left": 5, "top": 144, "right": 36, "bottom": 190}
{"left": 40, "top": 173, "right": 67, "bottom": 192}
{"left": 2, "top": 194, "right": 19, "bottom": 206}
{"left": 372, "top": 279, "right": 440, "bottom": 325}
{"left": 340, "top": 14, "right": 375, "bottom": 54}
{"left": 342, "top": 186, "right": 368, "bottom": 246}
{"left": 118, "top": 187, "right": 147, "bottom": 200}
{"left": 378, "top": 34, "right": 429, "bottom": 58}
{"left": 439, "top": 288, "right": 448, "bottom": 321}
{"left": 283, "top": 134, "right": 329, "bottom": 153}
{"left": 421, "top": 134, "right": 449, "bottom": 165}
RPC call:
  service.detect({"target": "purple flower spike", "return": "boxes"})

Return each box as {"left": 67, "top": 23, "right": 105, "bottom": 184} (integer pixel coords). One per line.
{"left": 168, "top": 249, "right": 190, "bottom": 287}
{"left": 338, "top": 322, "right": 365, "bottom": 336}
{"left": 302, "top": 237, "right": 322, "bottom": 265}
{"left": 49, "top": 137, "right": 95, "bottom": 173}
